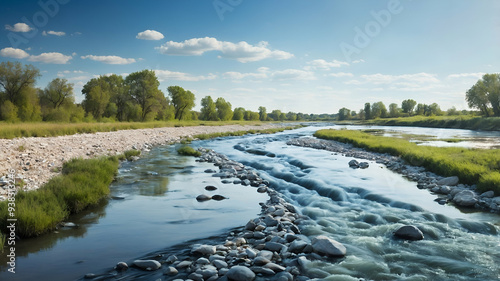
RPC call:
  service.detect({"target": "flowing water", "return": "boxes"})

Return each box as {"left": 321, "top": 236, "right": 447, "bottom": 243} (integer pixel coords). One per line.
{"left": 1, "top": 125, "right": 499, "bottom": 280}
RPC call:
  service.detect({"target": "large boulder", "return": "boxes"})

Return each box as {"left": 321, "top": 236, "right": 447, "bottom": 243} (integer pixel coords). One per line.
{"left": 453, "top": 190, "right": 477, "bottom": 207}
{"left": 311, "top": 235, "right": 346, "bottom": 257}
{"left": 436, "top": 176, "right": 459, "bottom": 186}
{"left": 226, "top": 266, "right": 255, "bottom": 281}
{"left": 393, "top": 225, "right": 424, "bottom": 240}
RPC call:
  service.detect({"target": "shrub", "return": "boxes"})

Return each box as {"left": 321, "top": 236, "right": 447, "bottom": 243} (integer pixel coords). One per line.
{"left": 177, "top": 146, "right": 202, "bottom": 157}
{"left": 123, "top": 149, "right": 141, "bottom": 161}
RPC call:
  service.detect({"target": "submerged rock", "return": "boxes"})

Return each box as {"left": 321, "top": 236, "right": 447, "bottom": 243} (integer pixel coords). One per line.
{"left": 196, "top": 194, "right": 212, "bottom": 202}
{"left": 205, "top": 185, "right": 218, "bottom": 191}
{"left": 358, "top": 162, "right": 369, "bottom": 169}
{"left": 212, "top": 195, "right": 227, "bottom": 201}
{"left": 133, "top": 260, "right": 161, "bottom": 271}
{"left": 115, "top": 261, "right": 128, "bottom": 271}
{"left": 311, "top": 235, "right": 346, "bottom": 257}
{"left": 393, "top": 225, "right": 424, "bottom": 240}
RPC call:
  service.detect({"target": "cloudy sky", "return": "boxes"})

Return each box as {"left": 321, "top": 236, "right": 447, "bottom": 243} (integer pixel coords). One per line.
{"left": 1, "top": 0, "right": 499, "bottom": 114}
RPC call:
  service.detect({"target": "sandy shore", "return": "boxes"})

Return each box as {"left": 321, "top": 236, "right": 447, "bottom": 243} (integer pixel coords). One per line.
{"left": 0, "top": 124, "right": 280, "bottom": 197}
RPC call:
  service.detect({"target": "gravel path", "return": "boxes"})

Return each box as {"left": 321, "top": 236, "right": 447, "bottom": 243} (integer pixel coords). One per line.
{"left": 0, "top": 124, "right": 280, "bottom": 197}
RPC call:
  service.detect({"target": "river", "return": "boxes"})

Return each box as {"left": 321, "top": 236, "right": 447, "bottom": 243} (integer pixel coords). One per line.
{"left": 1, "top": 124, "right": 499, "bottom": 280}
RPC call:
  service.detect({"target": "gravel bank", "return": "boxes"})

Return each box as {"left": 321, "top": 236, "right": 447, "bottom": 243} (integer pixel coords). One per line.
{"left": 0, "top": 124, "right": 280, "bottom": 197}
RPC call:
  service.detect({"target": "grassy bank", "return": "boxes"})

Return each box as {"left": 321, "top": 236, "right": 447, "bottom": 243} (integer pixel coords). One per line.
{"left": 351, "top": 116, "right": 500, "bottom": 131}
{"left": 193, "top": 126, "right": 298, "bottom": 140}
{"left": 0, "top": 120, "right": 264, "bottom": 139}
{"left": 314, "top": 129, "right": 500, "bottom": 195}
{"left": 0, "top": 155, "right": 120, "bottom": 238}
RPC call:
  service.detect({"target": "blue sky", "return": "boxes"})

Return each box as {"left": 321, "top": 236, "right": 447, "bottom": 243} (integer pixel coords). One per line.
{"left": 1, "top": 0, "right": 499, "bottom": 114}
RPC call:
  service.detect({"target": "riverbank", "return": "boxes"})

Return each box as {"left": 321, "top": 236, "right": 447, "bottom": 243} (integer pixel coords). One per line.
{"left": 0, "top": 124, "right": 281, "bottom": 199}
{"left": 288, "top": 136, "right": 500, "bottom": 213}
{"left": 339, "top": 116, "right": 500, "bottom": 131}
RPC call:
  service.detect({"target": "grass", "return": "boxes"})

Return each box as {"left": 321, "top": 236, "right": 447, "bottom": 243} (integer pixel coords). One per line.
{"left": 123, "top": 149, "right": 141, "bottom": 161}
{"left": 0, "top": 120, "right": 264, "bottom": 139}
{"left": 314, "top": 129, "right": 500, "bottom": 195}
{"left": 355, "top": 115, "right": 500, "bottom": 131}
{"left": 0, "top": 155, "right": 120, "bottom": 237}
{"left": 193, "top": 126, "right": 298, "bottom": 140}
{"left": 177, "top": 146, "right": 202, "bottom": 157}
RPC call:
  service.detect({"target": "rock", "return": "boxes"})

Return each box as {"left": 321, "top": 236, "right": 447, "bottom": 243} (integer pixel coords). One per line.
{"left": 192, "top": 244, "right": 216, "bottom": 255}
{"left": 453, "top": 190, "right": 477, "bottom": 207}
{"left": 164, "top": 266, "right": 178, "bottom": 275}
{"left": 245, "top": 220, "right": 257, "bottom": 231}
{"left": 166, "top": 255, "right": 178, "bottom": 263}
{"left": 263, "top": 262, "right": 286, "bottom": 272}
{"left": 212, "top": 195, "right": 227, "bottom": 201}
{"left": 481, "top": 191, "right": 495, "bottom": 198}
{"left": 204, "top": 169, "right": 217, "bottom": 173}
{"left": 226, "top": 266, "right": 255, "bottom": 281}
{"left": 115, "top": 262, "right": 128, "bottom": 271}
{"left": 245, "top": 248, "right": 257, "bottom": 259}
{"left": 188, "top": 272, "right": 204, "bottom": 281}
{"left": 133, "top": 260, "right": 162, "bottom": 271}
{"left": 492, "top": 196, "right": 500, "bottom": 205}
{"left": 176, "top": 260, "right": 193, "bottom": 268}
{"left": 358, "top": 162, "right": 369, "bottom": 169}
{"left": 61, "top": 222, "right": 77, "bottom": 227}
{"left": 205, "top": 185, "right": 218, "bottom": 191}
{"left": 213, "top": 259, "right": 228, "bottom": 269}
{"left": 196, "top": 194, "right": 212, "bottom": 202}
{"left": 196, "top": 257, "right": 210, "bottom": 265}
{"left": 253, "top": 256, "right": 271, "bottom": 266}
{"left": 348, "top": 159, "right": 359, "bottom": 167}
{"left": 437, "top": 176, "right": 459, "bottom": 186}
{"left": 265, "top": 242, "right": 284, "bottom": 252}
{"left": 393, "top": 225, "right": 424, "bottom": 240}
{"left": 289, "top": 240, "right": 308, "bottom": 253}
{"left": 311, "top": 235, "right": 346, "bottom": 257}
{"left": 257, "top": 186, "right": 267, "bottom": 193}
{"left": 250, "top": 266, "right": 275, "bottom": 275}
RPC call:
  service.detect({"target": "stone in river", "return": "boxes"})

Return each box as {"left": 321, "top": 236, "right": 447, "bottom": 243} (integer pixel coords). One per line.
{"left": 311, "top": 235, "right": 347, "bottom": 257}
{"left": 205, "top": 185, "right": 218, "bottom": 191}
{"left": 453, "top": 190, "right": 477, "bottom": 207}
{"left": 196, "top": 194, "right": 212, "bottom": 202}
{"left": 115, "top": 261, "right": 128, "bottom": 271}
{"left": 133, "top": 260, "right": 162, "bottom": 271}
{"left": 348, "top": 159, "right": 359, "bottom": 167}
{"left": 358, "top": 162, "right": 369, "bottom": 169}
{"left": 436, "top": 176, "right": 459, "bottom": 186}
{"left": 192, "top": 244, "right": 216, "bottom": 255}
{"left": 226, "top": 266, "right": 256, "bottom": 281}
{"left": 212, "top": 195, "right": 227, "bottom": 201}
{"left": 393, "top": 225, "right": 424, "bottom": 240}
{"left": 164, "top": 266, "right": 178, "bottom": 275}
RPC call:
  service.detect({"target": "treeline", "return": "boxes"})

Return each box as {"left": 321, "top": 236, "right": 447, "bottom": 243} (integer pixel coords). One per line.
{"left": 0, "top": 61, "right": 335, "bottom": 123}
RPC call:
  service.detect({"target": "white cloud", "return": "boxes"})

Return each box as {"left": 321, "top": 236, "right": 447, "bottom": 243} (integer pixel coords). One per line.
{"left": 447, "top": 73, "right": 485, "bottom": 79}
{"left": 223, "top": 67, "right": 269, "bottom": 80}
{"left": 359, "top": 73, "right": 439, "bottom": 84}
{"left": 154, "top": 69, "right": 216, "bottom": 81}
{"left": 328, "top": 72, "right": 354, "bottom": 78}
{"left": 271, "top": 69, "right": 316, "bottom": 81}
{"left": 5, "top": 23, "right": 32, "bottom": 32}
{"left": 81, "top": 55, "right": 136, "bottom": 64}
{"left": 0, "top": 47, "right": 30, "bottom": 59}
{"left": 28, "top": 52, "right": 72, "bottom": 64}
{"left": 156, "top": 37, "right": 293, "bottom": 63}
{"left": 352, "top": 59, "right": 365, "bottom": 64}
{"left": 306, "top": 59, "right": 349, "bottom": 70}
{"left": 43, "top": 30, "right": 66, "bottom": 36}
{"left": 136, "top": 30, "right": 164, "bottom": 40}
{"left": 67, "top": 75, "right": 91, "bottom": 81}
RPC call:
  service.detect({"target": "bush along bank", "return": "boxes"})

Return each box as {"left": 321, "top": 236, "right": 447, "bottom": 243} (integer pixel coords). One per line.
{"left": 82, "top": 148, "right": 350, "bottom": 281}
{"left": 0, "top": 155, "right": 120, "bottom": 238}
{"left": 291, "top": 131, "right": 500, "bottom": 213}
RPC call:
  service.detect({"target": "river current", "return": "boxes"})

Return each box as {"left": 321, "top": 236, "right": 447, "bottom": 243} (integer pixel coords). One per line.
{"left": 1, "top": 125, "right": 499, "bottom": 281}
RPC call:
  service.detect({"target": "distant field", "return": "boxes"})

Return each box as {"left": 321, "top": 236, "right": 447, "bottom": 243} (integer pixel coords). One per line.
{"left": 314, "top": 129, "right": 500, "bottom": 195}
{"left": 0, "top": 120, "right": 265, "bottom": 139}
{"left": 348, "top": 116, "right": 500, "bottom": 131}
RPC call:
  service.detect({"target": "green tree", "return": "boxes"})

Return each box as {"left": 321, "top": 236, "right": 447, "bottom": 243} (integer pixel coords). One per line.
{"left": 40, "top": 78, "right": 74, "bottom": 109}
{"left": 168, "top": 86, "right": 195, "bottom": 120}
{"left": 268, "top": 109, "right": 282, "bottom": 121}
{"left": 286, "top": 112, "right": 297, "bottom": 121}
{"left": 233, "top": 107, "right": 245, "bottom": 120}
{"left": 258, "top": 106, "right": 267, "bottom": 121}
{"left": 364, "top": 102, "right": 371, "bottom": 120}
{"left": 126, "top": 70, "right": 164, "bottom": 121}
{"left": 200, "top": 96, "right": 218, "bottom": 121}
{"left": 371, "top": 101, "right": 387, "bottom": 118}
{"left": 415, "top": 103, "right": 425, "bottom": 115}
{"left": 338, "top": 107, "right": 351, "bottom": 121}
{"left": 0, "top": 100, "right": 18, "bottom": 122}
{"left": 447, "top": 106, "right": 460, "bottom": 116}
{"left": 428, "top": 103, "right": 442, "bottom": 116}
{"left": 358, "top": 109, "right": 365, "bottom": 120}
{"left": 483, "top": 74, "right": 500, "bottom": 116}
{"left": 244, "top": 110, "right": 260, "bottom": 121}
{"left": 401, "top": 99, "right": 417, "bottom": 115}
{"left": 388, "top": 103, "right": 400, "bottom": 118}
{"left": 215, "top": 97, "right": 233, "bottom": 121}
{"left": 465, "top": 74, "right": 500, "bottom": 117}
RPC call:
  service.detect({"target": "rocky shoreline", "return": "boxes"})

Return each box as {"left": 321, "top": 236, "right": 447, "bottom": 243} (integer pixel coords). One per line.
{"left": 83, "top": 148, "right": 351, "bottom": 281}
{"left": 287, "top": 137, "right": 500, "bottom": 214}
{"left": 0, "top": 124, "right": 279, "bottom": 200}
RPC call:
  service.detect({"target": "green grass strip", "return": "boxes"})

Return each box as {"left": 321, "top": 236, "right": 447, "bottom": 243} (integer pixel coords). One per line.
{"left": 314, "top": 129, "right": 500, "bottom": 195}
{"left": 0, "top": 156, "right": 120, "bottom": 238}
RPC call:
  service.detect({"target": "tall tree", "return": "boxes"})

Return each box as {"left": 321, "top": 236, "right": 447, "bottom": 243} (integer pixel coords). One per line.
{"left": 232, "top": 107, "right": 245, "bottom": 120}
{"left": 371, "top": 101, "right": 387, "bottom": 118}
{"left": 466, "top": 80, "right": 490, "bottom": 117}
{"left": 126, "top": 70, "right": 164, "bottom": 121}
{"left": 483, "top": 73, "right": 500, "bottom": 116}
{"left": 82, "top": 75, "right": 127, "bottom": 120}
{"left": 168, "top": 85, "right": 195, "bottom": 120}
{"left": 200, "top": 96, "right": 217, "bottom": 121}
{"left": 364, "top": 102, "right": 371, "bottom": 120}
{"left": 40, "top": 78, "right": 74, "bottom": 109}
{"left": 389, "top": 103, "right": 400, "bottom": 118}
{"left": 401, "top": 99, "right": 417, "bottom": 115}
{"left": 215, "top": 97, "right": 233, "bottom": 121}
{"left": 338, "top": 107, "right": 351, "bottom": 121}
{"left": 258, "top": 106, "right": 267, "bottom": 121}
